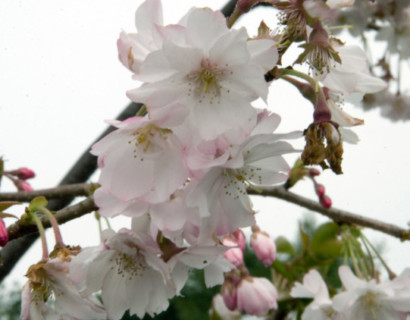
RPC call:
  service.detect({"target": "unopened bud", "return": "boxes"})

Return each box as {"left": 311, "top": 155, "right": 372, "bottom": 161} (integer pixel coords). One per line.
{"left": 223, "top": 238, "right": 244, "bottom": 268}
{"left": 320, "top": 195, "right": 332, "bottom": 209}
{"left": 10, "top": 167, "right": 35, "bottom": 180}
{"left": 221, "top": 282, "right": 238, "bottom": 311}
{"left": 231, "top": 229, "right": 246, "bottom": 252}
{"left": 0, "top": 219, "right": 8, "bottom": 247}
{"left": 15, "top": 180, "right": 34, "bottom": 192}
{"left": 315, "top": 184, "right": 325, "bottom": 198}
{"left": 251, "top": 230, "right": 276, "bottom": 266}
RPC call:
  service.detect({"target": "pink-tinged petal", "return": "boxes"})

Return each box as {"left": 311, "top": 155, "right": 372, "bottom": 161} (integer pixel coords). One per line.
{"left": 203, "top": 257, "right": 234, "bottom": 287}
{"left": 137, "top": 50, "right": 176, "bottom": 82}
{"left": 247, "top": 39, "right": 279, "bottom": 71}
{"left": 135, "top": 0, "right": 163, "bottom": 32}
{"left": 290, "top": 282, "right": 315, "bottom": 298}
{"left": 209, "top": 27, "right": 250, "bottom": 67}
{"left": 20, "top": 283, "right": 32, "bottom": 320}
{"left": 102, "top": 271, "right": 129, "bottom": 320}
{"left": 328, "top": 99, "right": 364, "bottom": 127}
{"left": 302, "top": 270, "right": 330, "bottom": 303}
{"left": 162, "top": 41, "right": 203, "bottom": 73}
{"left": 222, "top": 64, "right": 268, "bottom": 101}
{"left": 127, "top": 275, "right": 152, "bottom": 317}
{"left": 184, "top": 8, "right": 228, "bottom": 50}
{"left": 338, "top": 265, "right": 365, "bottom": 290}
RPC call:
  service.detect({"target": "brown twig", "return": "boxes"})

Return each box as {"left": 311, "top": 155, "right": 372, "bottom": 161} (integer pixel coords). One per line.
{"left": 2, "top": 183, "right": 409, "bottom": 243}
{"left": 0, "top": 183, "right": 92, "bottom": 202}
{"left": 248, "top": 186, "right": 410, "bottom": 241}
{"left": 6, "top": 197, "right": 97, "bottom": 241}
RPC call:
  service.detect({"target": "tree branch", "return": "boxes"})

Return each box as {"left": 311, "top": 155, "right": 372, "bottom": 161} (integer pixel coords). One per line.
{"left": 3, "top": 182, "right": 409, "bottom": 244}
{"left": 6, "top": 197, "right": 97, "bottom": 242}
{"left": 248, "top": 186, "right": 410, "bottom": 241}
{"left": 0, "top": 183, "right": 92, "bottom": 202}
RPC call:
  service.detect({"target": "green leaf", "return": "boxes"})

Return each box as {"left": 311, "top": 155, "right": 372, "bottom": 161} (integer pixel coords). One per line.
{"left": 275, "top": 236, "right": 295, "bottom": 256}
{"left": 272, "top": 260, "right": 293, "bottom": 280}
{"left": 28, "top": 196, "right": 48, "bottom": 213}
{"left": 0, "top": 201, "right": 20, "bottom": 212}
{"left": 311, "top": 222, "right": 342, "bottom": 258}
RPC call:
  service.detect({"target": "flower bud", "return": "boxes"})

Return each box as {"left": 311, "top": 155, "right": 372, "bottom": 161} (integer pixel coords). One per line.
{"left": 237, "top": 277, "right": 278, "bottom": 316}
{"left": 0, "top": 219, "right": 8, "bottom": 247}
{"left": 221, "top": 281, "right": 238, "bottom": 311}
{"left": 231, "top": 229, "right": 246, "bottom": 252}
{"left": 12, "top": 167, "right": 35, "bottom": 180}
{"left": 223, "top": 238, "right": 244, "bottom": 268}
{"left": 15, "top": 180, "right": 34, "bottom": 192}
{"left": 315, "top": 184, "right": 325, "bottom": 198}
{"left": 320, "top": 195, "right": 332, "bottom": 209}
{"left": 251, "top": 230, "right": 276, "bottom": 266}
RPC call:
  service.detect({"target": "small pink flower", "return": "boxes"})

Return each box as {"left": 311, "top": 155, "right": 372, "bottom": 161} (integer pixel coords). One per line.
{"left": 251, "top": 230, "right": 276, "bottom": 266}
{"left": 0, "top": 219, "right": 8, "bottom": 247}
{"left": 237, "top": 277, "right": 278, "bottom": 316}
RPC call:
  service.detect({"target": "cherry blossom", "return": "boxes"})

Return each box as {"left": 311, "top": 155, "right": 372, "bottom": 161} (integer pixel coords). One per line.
{"left": 126, "top": 4, "right": 278, "bottom": 141}
{"left": 21, "top": 247, "right": 106, "bottom": 320}
{"left": 91, "top": 116, "right": 188, "bottom": 204}
{"left": 291, "top": 269, "right": 346, "bottom": 320}
{"left": 69, "top": 229, "right": 181, "bottom": 320}
{"left": 333, "top": 266, "right": 410, "bottom": 320}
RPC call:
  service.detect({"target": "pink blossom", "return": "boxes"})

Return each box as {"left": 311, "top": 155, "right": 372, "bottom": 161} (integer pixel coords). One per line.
{"left": 21, "top": 248, "right": 106, "bottom": 320}
{"left": 333, "top": 266, "right": 410, "bottom": 320}
{"left": 127, "top": 6, "right": 278, "bottom": 141}
{"left": 291, "top": 269, "right": 346, "bottom": 320}
{"left": 91, "top": 117, "right": 188, "bottom": 203}
{"left": 250, "top": 229, "right": 276, "bottom": 266}
{"left": 237, "top": 277, "right": 278, "bottom": 316}
{"left": 70, "top": 228, "right": 181, "bottom": 320}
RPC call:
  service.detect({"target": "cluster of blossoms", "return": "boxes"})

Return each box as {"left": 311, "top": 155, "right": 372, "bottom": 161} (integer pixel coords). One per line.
{"left": 17, "top": 0, "right": 398, "bottom": 319}
{"left": 291, "top": 266, "right": 410, "bottom": 320}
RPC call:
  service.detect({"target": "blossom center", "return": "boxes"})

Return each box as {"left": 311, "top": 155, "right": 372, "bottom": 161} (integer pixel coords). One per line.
{"left": 113, "top": 251, "right": 147, "bottom": 280}
{"left": 127, "top": 124, "right": 171, "bottom": 161}
{"left": 186, "top": 58, "right": 230, "bottom": 104}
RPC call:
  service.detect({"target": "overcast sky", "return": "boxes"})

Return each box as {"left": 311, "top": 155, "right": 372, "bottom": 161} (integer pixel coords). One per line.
{"left": 1, "top": 0, "right": 409, "bottom": 289}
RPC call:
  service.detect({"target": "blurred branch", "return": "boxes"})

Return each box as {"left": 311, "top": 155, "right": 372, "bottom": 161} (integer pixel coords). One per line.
{"left": 248, "top": 186, "right": 410, "bottom": 241}
{"left": 6, "top": 197, "right": 97, "bottom": 242}
{"left": 0, "top": 183, "right": 92, "bottom": 202}
{"left": 0, "top": 102, "right": 142, "bottom": 283}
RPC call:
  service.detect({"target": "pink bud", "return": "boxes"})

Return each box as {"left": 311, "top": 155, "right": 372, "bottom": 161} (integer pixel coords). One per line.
{"left": 237, "top": 277, "right": 278, "bottom": 316}
{"left": 221, "top": 282, "right": 237, "bottom": 311}
{"left": 251, "top": 231, "right": 276, "bottom": 266}
{"left": 0, "top": 219, "right": 9, "bottom": 247}
{"left": 14, "top": 167, "right": 35, "bottom": 180}
{"left": 315, "top": 184, "right": 325, "bottom": 198}
{"left": 223, "top": 238, "right": 244, "bottom": 268}
{"left": 231, "top": 229, "right": 246, "bottom": 252}
{"left": 15, "top": 180, "right": 34, "bottom": 192}
{"left": 320, "top": 195, "right": 332, "bottom": 209}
